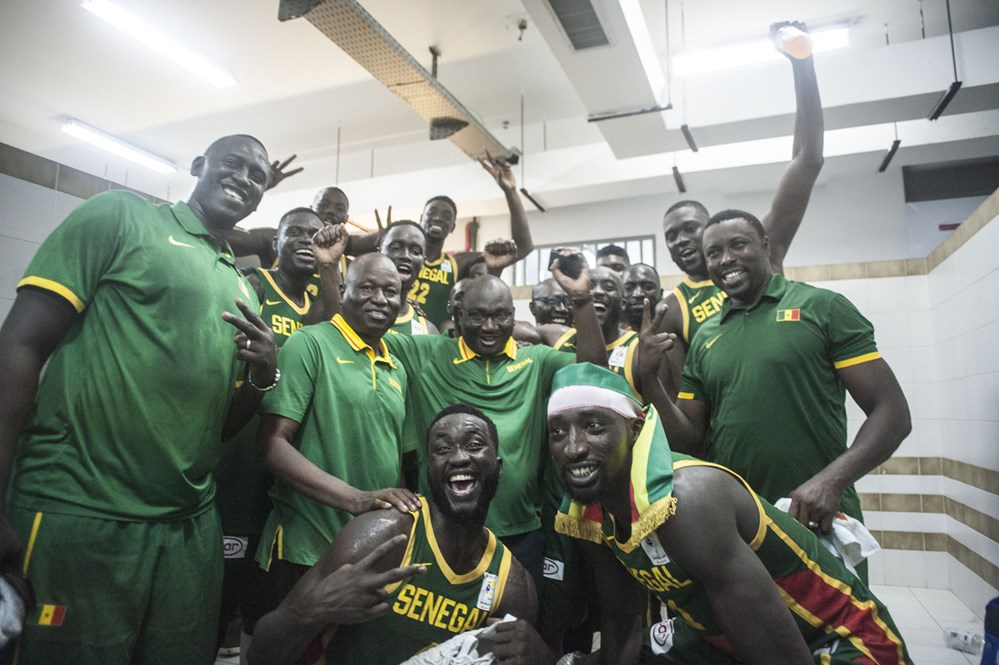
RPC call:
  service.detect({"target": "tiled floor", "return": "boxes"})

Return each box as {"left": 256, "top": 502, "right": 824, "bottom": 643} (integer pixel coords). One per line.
{"left": 215, "top": 585, "right": 987, "bottom": 664}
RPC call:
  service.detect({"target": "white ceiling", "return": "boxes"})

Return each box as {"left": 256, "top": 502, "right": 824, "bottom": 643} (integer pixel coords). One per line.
{"left": 1, "top": 0, "right": 998, "bottom": 230}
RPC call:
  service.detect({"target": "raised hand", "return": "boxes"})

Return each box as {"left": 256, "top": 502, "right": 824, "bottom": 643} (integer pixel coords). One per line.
{"left": 484, "top": 238, "right": 518, "bottom": 272}
{"left": 349, "top": 487, "right": 421, "bottom": 515}
{"left": 770, "top": 20, "right": 812, "bottom": 60}
{"left": 267, "top": 154, "right": 304, "bottom": 191}
{"left": 223, "top": 299, "right": 279, "bottom": 388}
{"left": 549, "top": 247, "right": 590, "bottom": 299}
{"left": 313, "top": 224, "right": 348, "bottom": 268}
{"left": 479, "top": 150, "right": 517, "bottom": 192}
{"left": 637, "top": 298, "right": 676, "bottom": 376}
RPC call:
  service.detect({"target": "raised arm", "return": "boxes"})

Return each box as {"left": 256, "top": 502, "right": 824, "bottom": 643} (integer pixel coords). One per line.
{"left": 662, "top": 466, "right": 814, "bottom": 664}
{"left": 220, "top": 299, "right": 279, "bottom": 439}
{"left": 762, "top": 21, "right": 824, "bottom": 274}
{"left": 551, "top": 250, "right": 606, "bottom": 367}
{"left": 256, "top": 414, "right": 419, "bottom": 515}
{"left": 0, "top": 289, "right": 77, "bottom": 568}
{"left": 788, "top": 358, "right": 911, "bottom": 532}
{"left": 305, "top": 223, "right": 348, "bottom": 324}
{"left": 249, "top": 514, "right": 425, "bottom": 665}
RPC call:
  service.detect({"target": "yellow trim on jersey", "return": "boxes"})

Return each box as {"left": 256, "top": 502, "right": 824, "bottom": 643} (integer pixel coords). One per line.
{"left": 423, "top": 253, "right": 458, "bottom": 273}
{"left": 671, "top": 287, "right": 691, "bottom": 343}
{"left": 768, "top": 519, "right": 907, "bottom": 664}
{"left": 666, "top": 599, "right": 707, "bottom": 631}
{"left": 384, "top": 509, "right": 421, "bottom": 596}
{"left": 606, "top": 330, "right": 637, "bottom": 350}
{"left": 552, "top": 328, "right": 575, "bottom": 351}
{"left": 330, "top": 314, "right": 396, "bottom": 367}
{"left": 677, "top": 391, "right": 695, "bottom": 400}
{"left": 17, "top": 276, "right": 85, "bottom": 313}
{"left": 492, "top": 548, "right": 513, "bottom": 611}
{"left": 622, "top": 338, "right": 642, "bottom": 402}
{"left": 833, "top": 352, "right": 882, "bottom": 369}
{"left": 672, "top": 459, "right": 767, "bottom": 549}
{"left": 395, "top": 304, "right": 416, "bottom": 325}
{"left": 259, "top": 268, "right": 311, "bottom": 316}
{"left": 421, "top": 498, "right": 499, "bottom": 584}
{"left": 455, "top": 336, "right": 517, "bottom": 363}
{"left": 21, "top": 512, "right": 44, "bottom": 574}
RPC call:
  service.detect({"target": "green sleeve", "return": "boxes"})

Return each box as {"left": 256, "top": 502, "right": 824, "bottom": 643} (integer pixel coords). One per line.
{"left": 260, "top": 329, "right": 319, "bottom": 424}
{"left": 824, "top": 293, "right": 879, "bottom": 365}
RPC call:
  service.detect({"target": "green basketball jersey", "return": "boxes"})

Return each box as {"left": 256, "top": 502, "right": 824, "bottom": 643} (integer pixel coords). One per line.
{"left": 554, "top": 328, "right": 640, "bottom": 398}
{"left": 671, "top": 278, "right": 726, "bottom": 344}
{"left": 320, "top": 496, "right": 512, "bottom": 664}
{"left": 391, "top": 304, "right": 433, "bottom": 335}
{"left": 407, "top": 253, "right": 458, "bottom": 328}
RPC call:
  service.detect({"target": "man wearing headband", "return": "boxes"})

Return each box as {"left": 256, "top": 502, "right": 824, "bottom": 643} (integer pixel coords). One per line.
{"left": 546, "top": 363, "right": 911, "bottom": 664}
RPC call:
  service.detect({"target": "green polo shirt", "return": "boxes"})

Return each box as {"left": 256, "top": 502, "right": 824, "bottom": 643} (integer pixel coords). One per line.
{"left": 679, "top": 274, "right": 880, "bottom": 521}
{"left": 257, "top": 314, "right": 407, "bottom": 567}
{"left": 11, "top": 191, "right": 253, "bottom": 520}
{"left": 385, "top": 334, "right": 573, "bottom": 537}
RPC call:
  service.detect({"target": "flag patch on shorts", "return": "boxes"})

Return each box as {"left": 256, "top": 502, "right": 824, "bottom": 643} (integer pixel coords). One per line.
{"left": 38, "top": 604, "right": 66, "bottom": 626}
{"left": 776, "top": 308, "right": 801, "bottom": 322}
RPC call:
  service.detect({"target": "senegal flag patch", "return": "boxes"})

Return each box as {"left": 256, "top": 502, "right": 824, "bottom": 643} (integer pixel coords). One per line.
{"left": 776, "top": 308, "right": 800, "bottom": 322}
{"left": 38, "top": 604, "right": 66, "bottom": 626}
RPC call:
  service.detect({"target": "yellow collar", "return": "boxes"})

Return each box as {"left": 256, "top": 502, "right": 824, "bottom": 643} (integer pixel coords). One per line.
{"left": 455, "top": 336, "right": 518, "bottom": 363}
{"left": 331, "top": 314, "right": 396, "bottom": 367}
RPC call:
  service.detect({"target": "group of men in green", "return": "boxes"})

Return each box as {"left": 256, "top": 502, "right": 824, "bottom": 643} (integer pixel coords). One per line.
{"left": 0, "top": 21, "right": 915, "bottom": 665}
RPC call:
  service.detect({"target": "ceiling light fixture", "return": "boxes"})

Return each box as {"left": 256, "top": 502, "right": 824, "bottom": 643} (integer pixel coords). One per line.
{"left": 61, "top": 119, "right": 177, "bottom": 174}
{"left": 81, "top": 0, "right": 236, "bottom": 89}
{"left": 673, "top": 27, "right": 849, "bottom": 77}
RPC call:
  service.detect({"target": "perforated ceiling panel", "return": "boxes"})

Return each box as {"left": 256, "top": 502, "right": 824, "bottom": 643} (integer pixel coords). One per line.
{"left": 298, "top": 0, "right": 518, "bottom": 162}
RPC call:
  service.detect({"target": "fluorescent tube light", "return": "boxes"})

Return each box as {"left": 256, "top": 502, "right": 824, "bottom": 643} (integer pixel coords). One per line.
{"left": 81, "top": 0, "right": 236, "bottom": 89}
{"left": 674, "top": 27, "right": 850, "bottom": 77}
{"left": 61, "top": 119, "right": 177, "bottom": 174}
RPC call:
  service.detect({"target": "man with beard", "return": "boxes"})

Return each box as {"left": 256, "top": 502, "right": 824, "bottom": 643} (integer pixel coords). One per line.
{"left": 383, "top": 256, "right": 605, "bottom": 592}
{"left": 249, "top": 406, "right": 549, "bottom": 665}
{"left": 649, "top": 211, "right": 910, "bottom": 580}
{"left": 411, "top": 155, "right": 534, "bottom": 327}
{"left": 659, "top": 21, "right": 825, "bottom": 393}
{"left": 547, "top": 363, "right": 912, "bottom": 665}
{"left": 530, "top": 278, "right": 573, "bottom": 327}
{"left": 622, "top": 263, "right": 663, "bottom": 332}
{"left": 379, "top": 220, "right": 438, "bottom": 335}
{"left": 253, "top": 253, "right": 421, "bottom": 628}
{"left": 0, "top": 134, "right": 280, "bottom": 664}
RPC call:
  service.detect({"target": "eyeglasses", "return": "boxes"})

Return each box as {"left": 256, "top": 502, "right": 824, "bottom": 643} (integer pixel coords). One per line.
{"left": 460, "top": 307, "right": 514, "bottom": 325}
{"left": 532, "top": 296, "right": 571, "bottom": 308}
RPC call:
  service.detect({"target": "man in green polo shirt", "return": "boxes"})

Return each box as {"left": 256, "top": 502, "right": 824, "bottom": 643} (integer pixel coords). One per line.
{"left": 659, "top": 21, "right": 825, "bottom": 393}
{"left": 384, "top": 254, "right": 605, "bottom": 592}
{"left": 253, "top": 253, "right": 420, "bottom": 630}
{"left": 652, "top": 210, "right": 911, "bottom": 569}
{"left": 0, "top": 134, "right": 280, "bottom": 665}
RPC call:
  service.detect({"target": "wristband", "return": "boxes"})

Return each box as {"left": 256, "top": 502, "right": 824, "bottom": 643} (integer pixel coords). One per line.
{"left": 247, "top": 368, "right": 281, "bottom": 392}
{"left": 556, "top": 652, "right": 583, "bottom": 665}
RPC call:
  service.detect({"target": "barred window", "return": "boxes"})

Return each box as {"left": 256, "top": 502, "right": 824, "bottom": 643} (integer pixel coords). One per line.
{"left": 509, "top": 235, "right": 656, "bottom": 287}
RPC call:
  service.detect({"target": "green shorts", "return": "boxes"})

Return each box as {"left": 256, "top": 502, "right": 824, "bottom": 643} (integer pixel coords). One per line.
{"left": 3, "top": 506, "right": 222, "bottom": 665}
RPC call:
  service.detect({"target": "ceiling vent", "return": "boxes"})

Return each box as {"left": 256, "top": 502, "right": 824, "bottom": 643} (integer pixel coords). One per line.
{"left": 279, "top": 0, "right": 518, "bottom": 163}
{"left": 545, "top": 0, "right": 609, "bottom": 50}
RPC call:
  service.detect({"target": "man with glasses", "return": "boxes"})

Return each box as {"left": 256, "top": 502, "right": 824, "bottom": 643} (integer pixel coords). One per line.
{"left": 382, "top": 254, "right": 606, "bottom": 593}
{"left": 529, "top": 278, "right": 572, "bottom": 327}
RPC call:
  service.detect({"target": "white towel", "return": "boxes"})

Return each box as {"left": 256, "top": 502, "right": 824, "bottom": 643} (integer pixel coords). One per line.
{"left": 398, "top": 614, "right": 517, "bottom": 665}
{"left": 0, "top": 576, "right": 27, "bottom": 649}
{"left": 774, "top": 498, "right": 880, "bottom": 576}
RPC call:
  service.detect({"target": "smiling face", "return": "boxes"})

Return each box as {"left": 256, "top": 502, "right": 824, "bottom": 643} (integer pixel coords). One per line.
{"left": 547, "top": 406, "right": 641, "bottom": 505}
{"left": 663, "top": 205, "right": 710, "bottom": 279}
{"left": 702, "top": 217, "right": 772, "bottom": 309}
{"left": 188, "top": 135, "right": 270, "bottom": 233}
{"left": 530, "top": 278, "right": 572, "bottom": 326}
{"left": 426, "top": 411, "right": 502, "bottom": 525}
{"left": 622, "top": 264, "right": 662, "bottom": 328}
{"left": 276, "top": 211, "right": 323, "bottom": 278}
{"left": 459, "top": 276, "right": 515, "bottom": 357}
{"left": 421, "top": 198, "right": 457, "bottom": 245}
{"left": 589, "top": 266, "right": 624, "bottom": 332}
{"left": 341, "top": 254, "right": 403, "bottom": 345}
{"left": 380, "top": 223, "right": 426, "bottom": 290}
{"left": 312, "top": 187, "right": 349, "bottom": 226}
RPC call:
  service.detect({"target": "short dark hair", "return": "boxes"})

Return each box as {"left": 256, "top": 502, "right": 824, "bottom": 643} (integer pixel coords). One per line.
{"left": 381, "top": 219, "right": 426, "bottom": 240}
{"left": 596, "top": 244, "right": 629, "bottom": 261}
{"left": 205, "top": 134, "right": 267, "bottom": 157}
{"left": 665, "top": 200, "right": 709, "bottom": 218}
{"left": 279, "top": 207, "right": 321, "bottom": 228}
{"left": 706, "top": 209, "right": 766, "bottom": 241}
{"left": 626, "top": 262, "right": 659, "bottom": 275}
{"left": 427, "top": 405, "right": 499, "bottom": 451}
{"left": 424, "top": 195, "right": 457, "bottom": 217}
